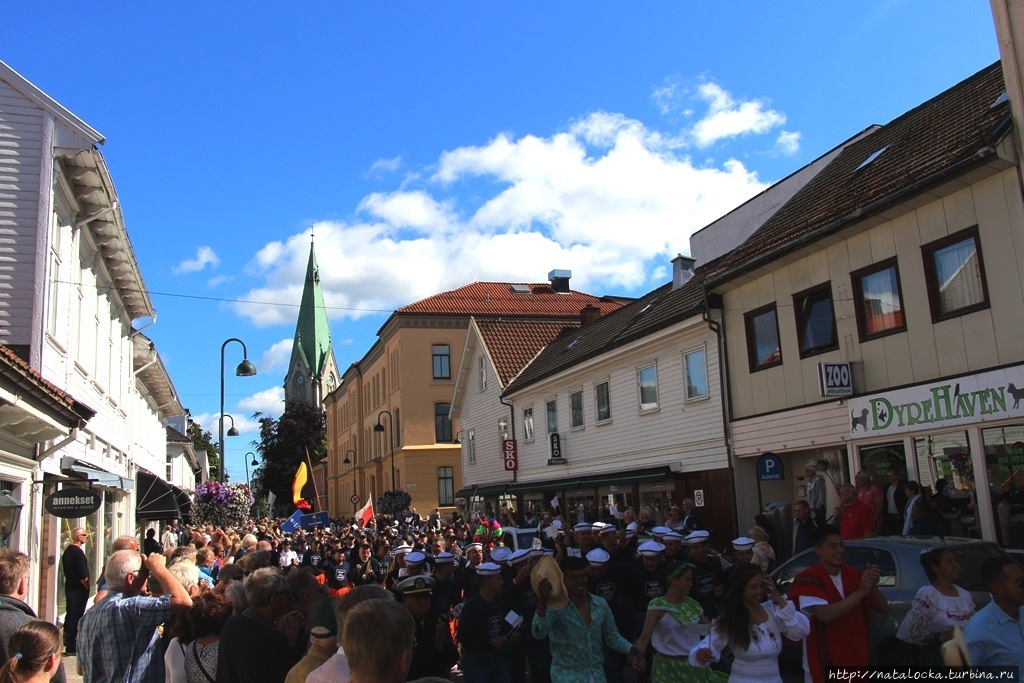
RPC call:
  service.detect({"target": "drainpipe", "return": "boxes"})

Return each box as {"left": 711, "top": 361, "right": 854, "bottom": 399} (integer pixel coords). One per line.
{"left": 702, "top": 288, "right": 740, "bottom": 536}
{"left": 131, "top": 313, "right": 157, "bottom": 338}
{"left": 134, "top": 344, "right": 158, "bottom": 376}
{"left": 37, "top": 429, "right": 79, "bottom": 461}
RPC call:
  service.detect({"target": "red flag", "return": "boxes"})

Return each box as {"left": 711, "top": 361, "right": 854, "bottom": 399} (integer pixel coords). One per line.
{"left": 356, "top": 499, "right": 374, "bottom": 527}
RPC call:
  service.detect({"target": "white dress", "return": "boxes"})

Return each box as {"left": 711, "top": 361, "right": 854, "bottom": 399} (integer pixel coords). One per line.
{"left": 689, "top": 601, "right": 811, "bottom": 683}
{"left": 896, "top": 585, "right": 975, "bottom": 643}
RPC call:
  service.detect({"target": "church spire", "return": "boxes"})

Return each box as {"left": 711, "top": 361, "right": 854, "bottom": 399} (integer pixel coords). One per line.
{"left": 287, "top": 237, "right": 336, "bottom": 404}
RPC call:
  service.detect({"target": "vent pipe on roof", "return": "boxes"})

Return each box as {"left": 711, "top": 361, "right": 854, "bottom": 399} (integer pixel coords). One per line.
{"left": 672, "top": 254, "right": 697, "bottom": 291}
{"left": 580, "top": 304, "right": 601, "bottom": 325}
{"left": 548, "top": 269, "right": 572, "bottom": 293}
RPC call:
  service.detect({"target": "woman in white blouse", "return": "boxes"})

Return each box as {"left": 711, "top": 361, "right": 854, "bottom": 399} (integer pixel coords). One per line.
{"left": 896, "top": 548, "right": 975, "bottom": 665}
{"left": 689, "top": 563, "right": 810, "bottom": 683}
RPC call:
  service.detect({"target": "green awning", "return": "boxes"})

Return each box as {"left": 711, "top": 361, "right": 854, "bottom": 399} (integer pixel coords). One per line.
{"left": 456, "top": 482, "right": 512, "bottom": 499}
{"left": 506, "top": 466, "right": 671, "bottom": 495}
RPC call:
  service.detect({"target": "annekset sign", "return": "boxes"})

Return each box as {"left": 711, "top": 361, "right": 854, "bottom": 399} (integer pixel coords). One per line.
{"left": 849, "top": 365, "right": 1024, "bottom": 439}
{"left": 44, "top": 488, "right": 102, "bottom": 518}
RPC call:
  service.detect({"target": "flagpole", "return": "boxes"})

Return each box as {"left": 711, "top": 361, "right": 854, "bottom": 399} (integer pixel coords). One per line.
{"left": 305, "top": 448, "right": 321, "bottom": 514}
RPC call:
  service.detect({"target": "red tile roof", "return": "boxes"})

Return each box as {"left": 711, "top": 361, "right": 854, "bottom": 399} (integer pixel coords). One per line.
{"left": 397, "top": 282, "right": 625, "bottom": 318}
{"left": 707, "top": 61, "right": 1008, "bottom": 283}
{"left": 476, "top": 320, "right": 578, "bottom": 387}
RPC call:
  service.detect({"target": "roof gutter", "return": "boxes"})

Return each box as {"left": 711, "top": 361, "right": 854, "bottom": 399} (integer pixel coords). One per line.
{"left": 706, "top": 140, "right": 1005, "bottom": 288}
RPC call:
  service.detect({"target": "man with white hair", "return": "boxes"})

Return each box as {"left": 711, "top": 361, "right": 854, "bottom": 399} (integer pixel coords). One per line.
{"left": 77, "top": 550, "right": 192, "bottom": 683}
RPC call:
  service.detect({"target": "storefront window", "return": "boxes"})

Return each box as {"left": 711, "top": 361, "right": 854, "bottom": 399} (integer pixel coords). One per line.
{"left": 914, "top": 431, "right": 979, "bottom": 538}
{"left": 56, "top": 498, "right": 102, "bottom": 618}
{"left": 567, "top": 491, "right": 597, "bottom": 524}
{"left": 982, "top": 424, "right": 1024, "bottom": 548}
{"left": 859, "top": 442, "right": 908, "bottom": 491}
{"left": 638, "top": 484, "right": 669, "bottom": 525}
{"left": 599, "top": 488, "right": 635, "bottom": 524}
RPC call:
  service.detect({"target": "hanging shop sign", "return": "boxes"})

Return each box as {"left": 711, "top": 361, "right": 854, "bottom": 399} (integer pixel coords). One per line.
{"left": 548, "top": 433, "right": 567, "bottom": 465}
{"left": 849, "top": 364, "right": 1024, "bottom": 439}
{"left": 503, "top": 439, "right": 519, "bottom": 472}
{"left": 45, "top": 488, "right": 102, "bottom": 518}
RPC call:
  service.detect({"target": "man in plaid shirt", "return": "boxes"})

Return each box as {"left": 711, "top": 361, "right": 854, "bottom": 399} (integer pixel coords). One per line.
{"left": 77, "top": 550, "right": 193, "bottom": 683}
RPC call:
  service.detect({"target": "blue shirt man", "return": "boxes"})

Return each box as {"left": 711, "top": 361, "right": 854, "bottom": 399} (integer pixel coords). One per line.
{"left": 964, "top": 557, "right": 1024, "bottom": 667}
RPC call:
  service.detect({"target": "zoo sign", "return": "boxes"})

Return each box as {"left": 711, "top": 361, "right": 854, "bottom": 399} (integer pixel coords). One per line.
{"left": 848, "top": 364, "right": 1024, "bottom": 439}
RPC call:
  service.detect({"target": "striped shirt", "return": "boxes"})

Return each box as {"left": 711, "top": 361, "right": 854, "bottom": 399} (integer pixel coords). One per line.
{"left": 77, "top": 592, "right": 171, "bottom": 683}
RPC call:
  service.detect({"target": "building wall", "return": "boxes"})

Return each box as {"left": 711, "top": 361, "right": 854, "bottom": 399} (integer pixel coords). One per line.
{"left": 456, "top": 339, "right": 513, "bottom": 490}
{"left": 507, "top": 317, "right": 728, "bottom": 481}
{"left": 722, "top": 166, "right": 1024, "bottom": 421}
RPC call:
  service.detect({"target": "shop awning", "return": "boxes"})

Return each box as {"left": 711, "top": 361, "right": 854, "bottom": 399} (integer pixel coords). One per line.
{"left": 506, "top": 466, "right": 672, "bottom": 495}
{"left": 136, "top": 471, "right": 180, "bottom": 520}
{"left": 456, "top": 482, "right": 513, "bottom": 499}
{"left": 61, "top": 458, "right": 133, "bottom": 491}
{"left": 172, "top": 486, "right": 193, "bottom": 523}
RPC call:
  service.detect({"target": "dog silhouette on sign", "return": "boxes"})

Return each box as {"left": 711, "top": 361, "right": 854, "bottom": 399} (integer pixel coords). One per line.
{"left": 851, "top": 408, "right": 870, "bottom": 432}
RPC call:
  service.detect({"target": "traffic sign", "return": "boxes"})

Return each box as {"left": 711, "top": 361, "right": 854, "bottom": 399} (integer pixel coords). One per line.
{"left": 350, "top": 494, "right": 360, "bottom": 505}
{"left": 757, "top": 452, "right": 784, "bottom": 481}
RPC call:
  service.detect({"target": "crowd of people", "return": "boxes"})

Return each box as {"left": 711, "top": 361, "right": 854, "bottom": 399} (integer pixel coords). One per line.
{"left": 0, "top": 477, "right": 1010, "bottom": 683}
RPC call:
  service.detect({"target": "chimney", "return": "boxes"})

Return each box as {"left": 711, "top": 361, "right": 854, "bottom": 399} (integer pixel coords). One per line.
{"left": 672, "top": 254, "right": 697, "bottom": 291}
{"left": 548, "top": 269, "right": 572, "bottom": 293}
{"left": 580, "top": 304, "right": 601, "bottom": 325}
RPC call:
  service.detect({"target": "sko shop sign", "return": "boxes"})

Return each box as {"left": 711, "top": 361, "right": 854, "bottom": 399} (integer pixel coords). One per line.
{"left": 45, "top": 488, "right": 102, "bottom": 518}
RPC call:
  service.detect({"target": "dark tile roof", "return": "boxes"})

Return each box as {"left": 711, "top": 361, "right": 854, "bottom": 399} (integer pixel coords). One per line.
{"left": 0, "top": 345, "right": 95, "bottom": 425}
{"left": 166, "top": 425, "right": 190, "bottom": 444}
{"left": 707, "top": 61, "right": 1009, "bottom": 283}
{"left": 503, "top": 274, "right": 707, "bottom": 395}
{"left": 476, "top": 320, "right": 579, "bottom": 387}
{"left": 396, "top": 282, "right": 624, "bottom": 318}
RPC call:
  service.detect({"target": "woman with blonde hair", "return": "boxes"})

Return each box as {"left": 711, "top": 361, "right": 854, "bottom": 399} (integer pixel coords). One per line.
{"left": 748, "top": 527, "right": 775, "bottom": 573}
{"left": 0, "top": 621, "right": 62, "bottom": 683}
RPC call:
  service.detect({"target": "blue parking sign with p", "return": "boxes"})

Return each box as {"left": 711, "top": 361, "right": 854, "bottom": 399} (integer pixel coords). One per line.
{"left": 757, "top": 452, "right": 784, "bottom": 481}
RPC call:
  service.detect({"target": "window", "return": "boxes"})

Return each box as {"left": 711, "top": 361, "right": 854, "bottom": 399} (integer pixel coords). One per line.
{"left": 546, "top": 400, "right": 558, "bottom": 434}
{"left": 465, "top": 429, "right": 476, "bottom": 465}
{"left": 394, "top": 408, "right": 401, "bottom": 447}
{"left": 637, "top": 364, "right": 659, "bottom": 412}
{"left": 434, "top": 403, "right": 453, "bottom": 443}
{"left": 745, "top": 303, "right": 782, "bottom": 371}
{"left": 438, "top": 466, "right": 454, "bottom": 506}
{"left": 570, "top": 390, "right": 584, "bottom": 429}
{"left": 47, "top": 251, "right": 61, "bottom": 335}
{"left": 432, "top": 344, "right": 451, "bottom": 379}
{"left": 852, "top": 258, "right": 906, "bottom": 340}
{"left": 595, "top": 381, "right": 611, "bottom": 423}
{"left": 479, "top": 356, "right": 487, "bottom": 391}
{"left": 922, "top": 227, "right": 989, "bottom": 321}
{"left": 793, "top": 283, "right": 837, "bottom": 356}
{"left": 684, "top": 347, "right": 709, "bottom": 400}
{"left": 523, "top": 407, "right": 535, "bottom": 440}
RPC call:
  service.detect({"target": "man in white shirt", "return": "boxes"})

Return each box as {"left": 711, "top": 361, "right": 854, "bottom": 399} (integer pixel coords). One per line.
{"left": 160, "top": 524, "right": 178, "bottom": 550}
{"left": 278, "top": 540, "right": 300, "bottom": 571}
{"left": 805, "top": 464, "right": 827, "bottom": 523}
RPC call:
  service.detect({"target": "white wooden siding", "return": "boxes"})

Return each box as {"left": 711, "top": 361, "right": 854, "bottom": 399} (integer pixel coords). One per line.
{"left": 506, "top": 320, "right": 728, "bottom": 482}
{"left": 458, "top": 345, "right": 513, "bottom": 489}
{"left": 724, "top": 168, "right": 1024, "bottom": 420}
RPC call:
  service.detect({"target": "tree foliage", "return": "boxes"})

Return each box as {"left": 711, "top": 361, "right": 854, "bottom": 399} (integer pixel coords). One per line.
{"left": 250, "top": 399, "right": 326, "bottom": 505}
{"left": 188, "top": 422, "right": 224, "bottom": 481}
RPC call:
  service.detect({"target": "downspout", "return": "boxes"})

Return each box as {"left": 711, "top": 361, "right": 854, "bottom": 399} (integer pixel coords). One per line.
{"left": 37, "top": 428, "right": 79, "bottom": 461}
{"left": 702, "top": 287, "right": 740, "bottom": 536}
{"left": 131, "top": 313, "right": 157, "bottom": 337}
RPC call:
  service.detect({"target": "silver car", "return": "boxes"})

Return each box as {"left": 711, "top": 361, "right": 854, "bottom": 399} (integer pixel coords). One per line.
{"left": 771, "top": 536, "right": 1013, "bottom": 667}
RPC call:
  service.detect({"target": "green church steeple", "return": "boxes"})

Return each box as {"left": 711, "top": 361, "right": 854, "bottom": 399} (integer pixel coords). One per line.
{"left": 287, "top": 237, "right": 337, "bottom": 405}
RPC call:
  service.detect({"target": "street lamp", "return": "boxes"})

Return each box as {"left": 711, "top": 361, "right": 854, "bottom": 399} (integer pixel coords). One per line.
{"left": 244, "top": 451, "right": 257, "bottom": 487}
{"left": 0, "top": 491, "right": 23, "bottom": 548}
{"left": 374, "top": 410, "right": 395, "bottom": 491}
{"left": 220, "top": 338, "right": 257, "bottom": 482}
{"left": 343, "top": 449, "right": 355, "bottom": 465}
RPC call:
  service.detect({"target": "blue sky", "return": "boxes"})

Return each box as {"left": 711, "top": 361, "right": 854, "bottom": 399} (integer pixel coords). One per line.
{"left": 1, "top": 2, "right": 1000, "bottom": 482}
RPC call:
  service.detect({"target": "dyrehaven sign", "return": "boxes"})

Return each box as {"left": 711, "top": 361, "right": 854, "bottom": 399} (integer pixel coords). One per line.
{"left": 849, "top": 365, "right": 1024, "bottom": 439}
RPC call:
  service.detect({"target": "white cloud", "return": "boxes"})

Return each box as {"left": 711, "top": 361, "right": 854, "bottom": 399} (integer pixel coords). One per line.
{"left": 691, "top": 82, "right": 786, "bottom": 148}
{"left": 774, "top": 130, "right": 802, "bottom": 156}
{"left": 652, "top": 76, "right": 683, "bottom": 116}
{"left": 233, "top": 110, "right": 773, "bottom": 327}
{"left": 173, "top": 246, "right": 220, "bottom": 274}
{"left": 207, "top": 275, "right": 234, "bottom": 287}
{"left": 236, "top": 386, "right": 286, "bottom": 417}
{"left": 259, "top": 339, "right": 293, "bottom": 372}
{"left": 367, "top": 156, "right": 403, "bottom": 177}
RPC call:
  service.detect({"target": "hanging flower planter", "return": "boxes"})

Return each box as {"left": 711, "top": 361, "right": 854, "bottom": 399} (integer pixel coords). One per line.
{"left": 192, "top": 482, "right": 255, "bottom": 528}
{"left": 377, "top": 489, "right": 412, "bottom": 516}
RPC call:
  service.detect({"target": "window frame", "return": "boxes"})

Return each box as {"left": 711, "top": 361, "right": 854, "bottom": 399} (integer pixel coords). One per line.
{"left": 792, "top": 281, "right": 838, "bottom": 358}
{"left": 546, "top": 399, "right": 558, "bottom": 435}
{"left": 437, "top": 466, "right": 454, "bottom": 506}
{"left": 569, "top": 389, "right": 585, "bottom": 430}
{"left": 434, "top": 402, "right": 453, "bottom": 443}
{"left": 744, "top": 303, "right": 783, "bottom": 373}
{"left": 432, "top": 344, "right": 451, "bottom": 380}
{"left": 523, "top": 406, "right": 535, "bottom": 441}
{"left": 851, "top": 257, "right": 907, "bottom": 342}
{"left": 682, "top": 345, "right": 710, "bottom": 402}
{"left": 594, "top": 380, "right": 612, "bottom": 424}
{"left": 921, "top": 225, "right": 990, "bottom": 322}
{"left": 465, "top": 428, "right": 476, "bottom": 465}
{"left": 636, "top": 363, "right": 659, "bottom": 413}
{"left": 479, "top": 356, "right": 488, "bottom": 391}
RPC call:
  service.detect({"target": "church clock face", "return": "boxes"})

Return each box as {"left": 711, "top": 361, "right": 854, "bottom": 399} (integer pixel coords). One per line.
{"left": 327, "top": 374, "right": 335, "bottom": 389}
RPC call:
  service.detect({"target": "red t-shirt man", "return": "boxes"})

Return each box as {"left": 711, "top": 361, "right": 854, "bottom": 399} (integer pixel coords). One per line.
{"left": 838, "top": 484, "right": 875, "bottom": 540}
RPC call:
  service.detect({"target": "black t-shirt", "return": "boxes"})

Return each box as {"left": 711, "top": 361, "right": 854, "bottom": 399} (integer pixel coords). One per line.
{"left": 627, "top": 561, "right": 665, "bottom": 611}
{"left": 690, "top": 556, "right": 724, "bottom": 618}
{"left": 457, "top": 593, "right": 508, "bottom": 657}
{"left": 61, "top": 544, "right": 89, "bottom": 593}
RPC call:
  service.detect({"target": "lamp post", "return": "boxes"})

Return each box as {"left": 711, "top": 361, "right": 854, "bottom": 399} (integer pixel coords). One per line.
{"left": 374, "top": 410, "right": 395, "bottom": 491}
{"left": 344, "top": 449, "right": 356, "bottom": 517}
{"left": 343, "top": 450, "right": 354, "bottom": 465}
{"left": 244, "top": 452, "right": 257, "bottom": 488}
{"left": 0, "top": 491, "right": 23, "bottom": 548}
{"left": 220, "top": 338, "right": 257, "bottom": 483}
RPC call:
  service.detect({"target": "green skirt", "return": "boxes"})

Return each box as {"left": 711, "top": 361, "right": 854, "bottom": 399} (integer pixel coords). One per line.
{"left": 652, "top": 653, "right": 729, "bottom": 683}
